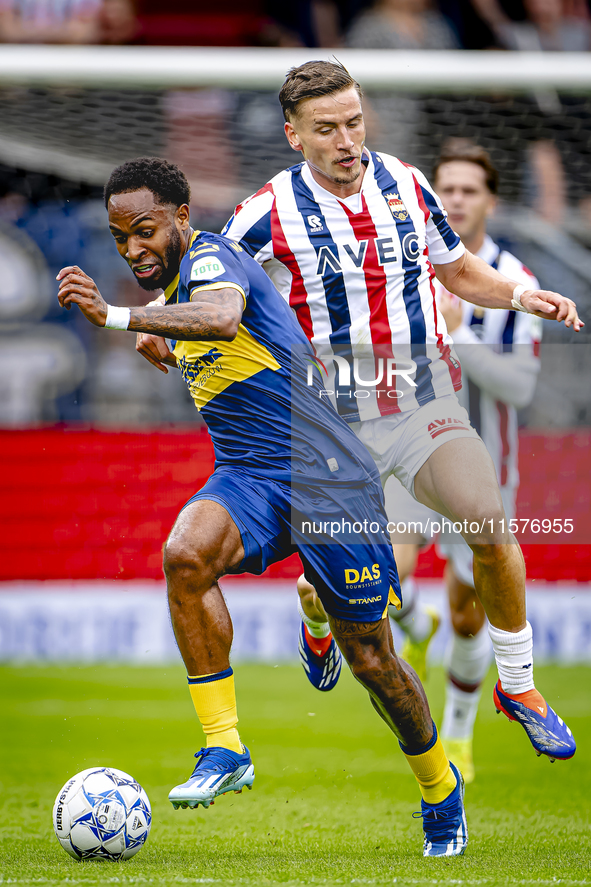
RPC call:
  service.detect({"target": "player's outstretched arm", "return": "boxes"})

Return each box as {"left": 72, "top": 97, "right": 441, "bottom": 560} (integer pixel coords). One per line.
{"left": 57, "top": 266, "right": 244, "bottom": 341}
{"left": 434, "top": 251, "right": 584, "bottom": 331}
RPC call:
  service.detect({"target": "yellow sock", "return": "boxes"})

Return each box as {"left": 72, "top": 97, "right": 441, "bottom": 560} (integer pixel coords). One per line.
{"left": 401, "top": 725, "right": 457, "bottom": 804}
{"left": 187, "top": 668, "right": 243, "bottom": 754}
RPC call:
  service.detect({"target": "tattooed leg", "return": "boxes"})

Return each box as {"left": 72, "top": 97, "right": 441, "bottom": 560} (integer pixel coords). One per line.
{"left": 328, "top": 614, "right": 433, "bottom": 748}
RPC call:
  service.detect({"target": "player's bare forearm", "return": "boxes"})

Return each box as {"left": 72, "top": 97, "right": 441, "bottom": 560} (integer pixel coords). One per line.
{"left": 435, "top": 252, "right": 515, "bottom": 309}
{"left": 57, "top": 266, "right": 244, "bottom": 341}
{"left": 129, "top": 300, "right": 241, "bottom": 342}
{"left": 435, "top": 252, "right": 584, "bottom": 331}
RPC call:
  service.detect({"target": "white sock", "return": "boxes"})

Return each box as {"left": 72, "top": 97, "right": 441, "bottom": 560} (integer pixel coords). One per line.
{"left": 441, "top": 682, "right": 482, "bottom": 741}
{"left": 445, "top": 625, "right": 492, "bottom": 688}
{"left": 389, "top": 578, "right": 432, "bottom": 643}
{"left": 441, "top": 626, "right": 491, "bottom": 740}
{"left": 297, "top": 599, "right": 330, "bottom": 638}
{"left": 488, "top": 621, "right": 535, "bottom": 695}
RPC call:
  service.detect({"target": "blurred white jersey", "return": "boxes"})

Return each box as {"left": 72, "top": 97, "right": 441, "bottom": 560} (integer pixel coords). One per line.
{"left": 223, "top": 149, "right": 466, "bottom": 424}
{"left": 435, "top": 235, "right": 541, "bottom": 490}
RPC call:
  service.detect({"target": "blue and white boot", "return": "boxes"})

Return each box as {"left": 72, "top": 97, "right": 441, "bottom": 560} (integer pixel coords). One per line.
{"left": 414, "top": 762, "right": 468, "bottom": 857}
{"left": 493, "top": 681, "right": 576, "bottom": 761}
{"left": 169, "top": 746, "right": 254, "bottom": 809}
{"left": 298, "top": 621, "right": 342, "bottom": 691}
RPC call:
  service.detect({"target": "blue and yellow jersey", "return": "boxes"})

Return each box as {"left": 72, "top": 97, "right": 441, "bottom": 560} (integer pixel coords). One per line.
{"left": 164, "top": 230, "right": 377, "bottom": 485}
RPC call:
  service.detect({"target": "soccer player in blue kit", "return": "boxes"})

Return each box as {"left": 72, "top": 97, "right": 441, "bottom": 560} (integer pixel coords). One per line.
{"left": 57, "top": 158, "right": 468, "bottom": 858}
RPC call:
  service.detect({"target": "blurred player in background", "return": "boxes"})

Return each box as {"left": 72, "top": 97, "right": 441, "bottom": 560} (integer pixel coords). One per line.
{"left": 137, "top": 61, "right": 580, "bottom": 767}
{"left": 386, "top": 140, "right": 543, "bottom": 782}
{"left": 57, "top": 158, "right": 470, "bottom": 858}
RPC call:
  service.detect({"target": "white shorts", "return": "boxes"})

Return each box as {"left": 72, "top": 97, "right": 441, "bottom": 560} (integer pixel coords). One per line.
{"left": 351, "top": 394, "right": 481, "bottom": 496}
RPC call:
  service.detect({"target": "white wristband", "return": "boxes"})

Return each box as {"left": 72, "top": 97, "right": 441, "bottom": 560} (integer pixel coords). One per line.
{"left": 104, "top": 305, "right": 131, "bottom": 330}
{"left": 511, "top": 284, "right": 529, "bottom": 313}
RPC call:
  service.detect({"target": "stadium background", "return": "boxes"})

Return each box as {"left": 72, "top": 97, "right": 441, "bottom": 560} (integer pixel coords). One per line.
{"left": 1, "top": 7, "right": 591, "bottom": 663}
{"left": 1, "top": 4, "right": 591, "bottom": 883}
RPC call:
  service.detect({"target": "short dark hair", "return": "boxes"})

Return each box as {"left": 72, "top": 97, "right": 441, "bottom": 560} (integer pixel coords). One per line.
{"left": 279, "top": 59, "right": 362, "bottom": 122}
{"left": 104, "top": 157, "right": 191, "bottom": 209}
{"left": 433, "top": 139, "right": 499, "bottom": 195}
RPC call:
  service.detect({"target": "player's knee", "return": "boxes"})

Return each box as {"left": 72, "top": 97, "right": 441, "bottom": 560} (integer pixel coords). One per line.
{"left": 469, "top": 540, "right": 514, "bottom": 573}
{"left": 348, "top": 654, "right": 382, "bottom": 689}
{"left": 343, "top": 638, "right": 400, "bottom": 688}
{"left": 350, "top": 653, "right": 411, "bottom": 709}
{"left": 460, "top": 499, "right": 507, "bottom": 547}
{"left": 162, "top": 530, "right": 213, "bottom": 584}
{"left": 296, "top": 573, "right": 316, "bottom": 600}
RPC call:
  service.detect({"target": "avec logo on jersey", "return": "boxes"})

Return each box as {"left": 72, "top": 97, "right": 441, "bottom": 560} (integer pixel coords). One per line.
{"left": 315, "top": 234, "right": 421, "bottom": 277}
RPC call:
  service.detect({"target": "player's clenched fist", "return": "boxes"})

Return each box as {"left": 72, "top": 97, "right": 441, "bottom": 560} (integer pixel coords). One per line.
{"left": 56, "top": 265, "right": 108, "bottom": 326}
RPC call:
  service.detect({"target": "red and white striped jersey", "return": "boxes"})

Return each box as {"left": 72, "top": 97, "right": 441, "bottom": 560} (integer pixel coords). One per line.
{"left": 435, "top": 235, "right": 541, "bottom": 490}
{"left": 223, "top": 149, "right": 465, "bottom": 423}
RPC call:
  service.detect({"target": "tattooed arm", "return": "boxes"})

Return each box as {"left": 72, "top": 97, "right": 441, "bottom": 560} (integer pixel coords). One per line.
{"left": 57, "top": 265, "right": 243, "bottom": 341}
{"left": 134, "top": 294, "right": 178, "bottom": 373}
{"left": 129, "top": 287, "right": 243, "bottom": 341}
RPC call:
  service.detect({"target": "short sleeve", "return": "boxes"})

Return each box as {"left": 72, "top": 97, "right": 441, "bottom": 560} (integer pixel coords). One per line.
{"left": 222, "top": 185, "right": 275, "bottom": 264}
{"left": 411, "top": 166, "right": 465, "bottom": 265}
{"left": 182, "top": 237, "right": 250, "bottom": 306}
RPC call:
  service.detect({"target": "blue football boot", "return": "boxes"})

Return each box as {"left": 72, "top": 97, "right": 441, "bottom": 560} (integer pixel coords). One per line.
{"left": 169, "top": 746, "right": 254, "bottom": 809}
{"left": 493, "top": 681, "right": 576, "bottom": 761}
{"left": 414, "top": 762, "right": 468, "bottom": 857}
{"left": 298, "top": 621, "right": 342, "bottom": 691}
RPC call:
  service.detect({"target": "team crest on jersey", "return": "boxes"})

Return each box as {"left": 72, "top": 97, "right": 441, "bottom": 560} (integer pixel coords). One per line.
{"left": 385, "top": 192, "right": 408, "bottom": 221}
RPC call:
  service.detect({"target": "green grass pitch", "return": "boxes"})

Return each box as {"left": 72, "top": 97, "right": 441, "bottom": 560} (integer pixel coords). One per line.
{"left": 0, "top": 661, "right": 589, "bottom": 887}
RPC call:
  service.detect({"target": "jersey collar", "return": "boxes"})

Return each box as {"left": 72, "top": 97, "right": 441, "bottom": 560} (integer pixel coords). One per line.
{"left": 164, "top": 228, "right": 200, "bottom": 302}
{"left": 301, "top": 147, "right": 370, "bottom": 202}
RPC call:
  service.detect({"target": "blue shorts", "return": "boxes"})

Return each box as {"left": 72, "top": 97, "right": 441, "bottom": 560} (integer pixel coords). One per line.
{"left": 184, "top": 466, "right": 401, "bottom": 623}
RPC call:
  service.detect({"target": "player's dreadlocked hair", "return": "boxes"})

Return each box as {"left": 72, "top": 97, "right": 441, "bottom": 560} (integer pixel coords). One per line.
{"left": 104, "top": 157, "right": 191, "bottom": 208}
{"left": 279, "top": 59, "right": 362, "bottom": 122}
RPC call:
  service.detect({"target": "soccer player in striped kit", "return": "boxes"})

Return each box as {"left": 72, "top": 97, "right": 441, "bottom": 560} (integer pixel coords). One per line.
{"left": 384, "top": 140, "right": 544, "bottom": 782}
{"left": 435, "top": 140, "right": 546, "bottom": 780}
{"left": 137, "top": 62, "right": 581, "bottom": 766}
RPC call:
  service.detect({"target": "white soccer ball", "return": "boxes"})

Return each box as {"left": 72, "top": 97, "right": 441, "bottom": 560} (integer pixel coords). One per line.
{"left": 52, "top": 767, "right": 151, "bottom": 861}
